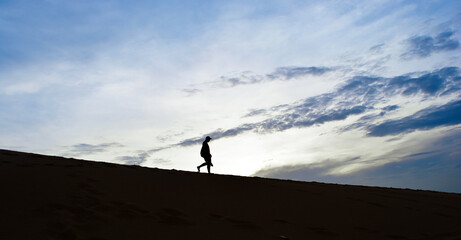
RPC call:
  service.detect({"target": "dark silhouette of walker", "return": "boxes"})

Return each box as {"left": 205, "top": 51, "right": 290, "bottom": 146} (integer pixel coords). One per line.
{"left": 197, "top": 136, "right": 213, "bottom": 173}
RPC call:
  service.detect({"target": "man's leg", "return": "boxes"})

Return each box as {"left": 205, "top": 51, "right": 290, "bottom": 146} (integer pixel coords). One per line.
{"left": 198, "top": 162, "right": 207, "bottom": 172}
{"left": 205, "top": 156, "right": 212, "bottom": 174}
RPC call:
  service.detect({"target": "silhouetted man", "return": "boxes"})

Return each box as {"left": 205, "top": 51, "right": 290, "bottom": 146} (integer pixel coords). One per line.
{"left": 197, "top": 136, "right": 213, "bottom": 173}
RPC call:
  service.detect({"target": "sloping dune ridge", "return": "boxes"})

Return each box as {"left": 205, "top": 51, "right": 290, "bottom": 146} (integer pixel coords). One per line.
{"left": 1, "top": 149, "right": 461, "bottom": 240}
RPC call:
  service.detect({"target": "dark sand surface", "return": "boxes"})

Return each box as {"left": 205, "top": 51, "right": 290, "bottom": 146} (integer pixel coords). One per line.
{"left": 1, "top": 149, "right": 461, "bottom": 240}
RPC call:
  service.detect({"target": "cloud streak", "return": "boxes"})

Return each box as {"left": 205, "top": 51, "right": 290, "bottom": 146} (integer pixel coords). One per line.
{"left": 401, "top": 30, "right": 460, "bottom": 59}
{"left": 367, "top": 100, "right": 461, "bottom": 137}
{"left": 63, "top": 142, "right": 124, "bottom": 157}
{"left": 176, "top": 67, "right": 461, "bottom": 146}
{"left": 183, "top": 66, "right": 334, "bottom": 93}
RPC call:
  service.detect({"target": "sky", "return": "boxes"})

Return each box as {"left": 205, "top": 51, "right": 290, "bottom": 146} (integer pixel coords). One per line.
{"left": 1, "top": 0, "right": 461, "bottom": 193}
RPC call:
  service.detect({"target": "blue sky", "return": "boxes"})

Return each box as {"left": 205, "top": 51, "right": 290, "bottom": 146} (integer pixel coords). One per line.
{"left": 1, "top": 0, "right": 461, "bottom": 193}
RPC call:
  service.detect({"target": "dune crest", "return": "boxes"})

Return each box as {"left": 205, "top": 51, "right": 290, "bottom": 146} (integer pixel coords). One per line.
{"left": 1, "top": 149, "right": 461, "bottom": 239}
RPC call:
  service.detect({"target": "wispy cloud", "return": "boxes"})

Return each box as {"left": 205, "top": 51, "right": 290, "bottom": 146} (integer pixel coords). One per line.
{"left": 367, "top": 100, "right": 461, "bottom": 137}
{"left": 401, "top": 30, "right": 460, "bottom": 60}
{"left": 115, "top": 149, "right": 171, "bottom": 166}
{"left": 116, "top": 152, "right": 150, "bottom": 165}
{"left": 63, "top": 142, "right": 124, "bottom": 157}
{"left": 115, "top": 146, "right": 172, "bottom": 165}
{"left": 268, "top": 66, "right": 334, "bottom": 80}
{"left": 183, "top": 66, "right": 334, "bottom": 94}
{"left": 176, "top": 67, "right": 461, "bottom": 146}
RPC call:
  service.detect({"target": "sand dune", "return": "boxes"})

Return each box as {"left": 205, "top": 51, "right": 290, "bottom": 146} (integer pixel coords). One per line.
{"left": 1, "top": 149, "right": 461, "bottom": 239}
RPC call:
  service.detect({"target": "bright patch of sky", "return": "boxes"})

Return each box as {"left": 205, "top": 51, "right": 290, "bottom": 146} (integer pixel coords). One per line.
{"left": 1, "top": 0, "right": 460, "bottom": 192}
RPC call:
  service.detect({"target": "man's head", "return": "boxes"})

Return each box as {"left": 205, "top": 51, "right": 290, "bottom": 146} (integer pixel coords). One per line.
{"left": 205, "top": 136, "right": 212, "bottom": 142}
